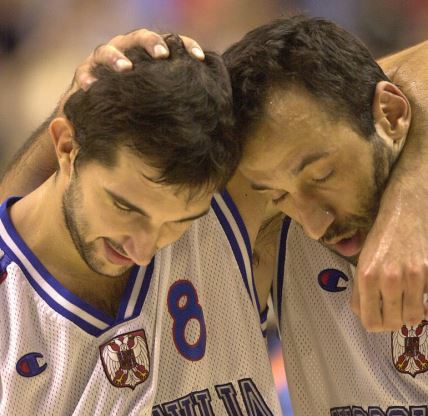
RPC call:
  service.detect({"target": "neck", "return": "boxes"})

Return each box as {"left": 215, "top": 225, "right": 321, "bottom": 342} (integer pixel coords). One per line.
{"left": 9, "top": 177, "right": 129, "bottom": 316}
{"left": 10, "top": 176, "right": 83, "bottom": 272}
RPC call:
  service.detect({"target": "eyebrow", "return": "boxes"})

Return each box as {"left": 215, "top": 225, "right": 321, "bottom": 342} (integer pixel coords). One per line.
{"left": 105, "top": 189, "right": 210, "bottom": 223}
{"left": 249, "top": 151, "right": 331, "bottom": 191}
{"left": 291, "top": 151, "right": 330, "bottom": 175}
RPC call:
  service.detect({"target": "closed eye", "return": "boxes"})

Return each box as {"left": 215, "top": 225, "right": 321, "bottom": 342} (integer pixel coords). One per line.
{"left": 113, "top": 201, "right": 134, "bottom": 213}
{"left": 312, "top": 170, "right": 334, "bottom": 183}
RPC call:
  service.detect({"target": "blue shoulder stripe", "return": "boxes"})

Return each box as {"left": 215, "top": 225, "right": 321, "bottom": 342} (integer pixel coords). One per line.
{"left": 260, "top": 307, "right": 269, "bottom": 338}
{"left": 275, "top": 217, "right": 292, "bottom": 327}
{"left": 0, "top": 197, "right": 154, "bottom": 337}
{"left": 211, "top": 191, "right": 261, "bottom": 316}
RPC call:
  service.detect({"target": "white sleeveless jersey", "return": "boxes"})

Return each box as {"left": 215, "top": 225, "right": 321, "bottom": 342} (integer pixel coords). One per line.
{"left": 0, "top": 194, "right": 280, "bottom": 415}
{"left": 152, "top": 192, "right": 280, "bottom": 415}
{"left": 273, "top": 218, "right": 428, "bottom": 416}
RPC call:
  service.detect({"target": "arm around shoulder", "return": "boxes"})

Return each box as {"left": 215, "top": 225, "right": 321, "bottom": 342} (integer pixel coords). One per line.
{"left": 0, "top": 109, "right": 58, "bottom": 201}
{"left": 354, "top": 41, "right": 428, "bottom": 331}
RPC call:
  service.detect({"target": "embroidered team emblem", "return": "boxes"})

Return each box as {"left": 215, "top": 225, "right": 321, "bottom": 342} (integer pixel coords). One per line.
{"left": 99, "top": 330, "right": 150, "bottom": 389}
{"left": 392, "top": 320, "right": 428, "bottom": 377}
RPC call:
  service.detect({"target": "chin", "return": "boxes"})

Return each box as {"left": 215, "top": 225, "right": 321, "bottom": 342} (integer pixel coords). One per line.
{"left": 101, "top": 263, "right": 132, "bottom": 278}
{"left": 84, "top": 256, "right": 130, "bottom": 278}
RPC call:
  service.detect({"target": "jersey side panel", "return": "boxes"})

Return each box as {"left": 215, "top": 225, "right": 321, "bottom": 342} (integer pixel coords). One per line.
{"left": 276, "top": 220, "right": 428, "bottom": 415}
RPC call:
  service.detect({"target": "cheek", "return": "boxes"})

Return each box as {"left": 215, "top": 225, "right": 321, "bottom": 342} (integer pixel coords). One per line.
{"left": 349, "top": 174, "right": 376, "bottom": 209}
{"left": 83, "top": 202, "right": 134, "bottom": 238}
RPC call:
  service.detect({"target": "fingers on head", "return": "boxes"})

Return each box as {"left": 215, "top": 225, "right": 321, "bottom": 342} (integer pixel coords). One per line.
{"left": 179, "top": 35, "right": 205, "bottom": 60}
{"left": 73, "top": 62, "right": 96, "bottom": 91}
{"left": 113, "top": 30, "right": 169, "bottom": 58}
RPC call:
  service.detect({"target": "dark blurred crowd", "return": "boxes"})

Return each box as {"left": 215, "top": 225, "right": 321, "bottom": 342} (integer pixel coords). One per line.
{"left": 0, "top": 0, "right": 427, "bottom": 170}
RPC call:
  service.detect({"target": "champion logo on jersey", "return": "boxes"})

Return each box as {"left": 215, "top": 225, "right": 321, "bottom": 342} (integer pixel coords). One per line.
{"left": 392, "top": 320, "right": 428, "bottom": 377}
{"left": 16, "top": 352, "right": 47, "bottom": 377}
{"left": 99, "top": 329, "right": 150, "bottom": 389}
{"left": 317, "top": 268, "right": 349, "bottom": 292}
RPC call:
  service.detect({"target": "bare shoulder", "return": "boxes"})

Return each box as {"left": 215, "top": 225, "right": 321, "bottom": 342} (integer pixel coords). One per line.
{"left": 253, "top": 211, "right": 284, "bottom": 312}
{"left": 378, "top": 40, "right": 428, "bottom": 85}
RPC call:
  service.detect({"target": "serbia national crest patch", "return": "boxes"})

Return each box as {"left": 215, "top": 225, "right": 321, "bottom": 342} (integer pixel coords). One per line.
{"left": 99, "top": 329, "right": 150, "bottom": 389}
{"left": 392, "top": 320, "right": 428, "bottom": 377}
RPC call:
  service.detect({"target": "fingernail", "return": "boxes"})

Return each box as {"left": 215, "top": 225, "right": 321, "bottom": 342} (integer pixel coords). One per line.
{"left": 154, "top": 44, "right": 168, "bottom": 58}
{"left": 114, "top": 58, "right": 132, "bottom": 71}
{"left": 82, "top": 78, "right": 96, "bottom": 91}
{"left": 192, "top": 47, "right": 205, "bottom": 60}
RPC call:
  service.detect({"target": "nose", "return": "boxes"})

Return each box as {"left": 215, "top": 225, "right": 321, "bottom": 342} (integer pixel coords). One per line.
{"left": 293, "top": 197, "right": 334, "bottom": 240}
{"left": 122, "top": 227, "right": 159, "bottom": 266}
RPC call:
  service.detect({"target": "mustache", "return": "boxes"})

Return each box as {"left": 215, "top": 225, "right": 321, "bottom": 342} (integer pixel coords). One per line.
{"left": 321, "top": 215, "right": 372, "bottom": 243}
{"left": 105, "top": 238, "right": 127, "bottom": 256}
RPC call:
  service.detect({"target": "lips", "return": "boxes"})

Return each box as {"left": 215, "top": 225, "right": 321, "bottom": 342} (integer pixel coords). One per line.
{"left": 328, "top": 231, "right": 363, "bottom": 258}
{"left": 103, "top": 239, "right": 134, "bottom": 266}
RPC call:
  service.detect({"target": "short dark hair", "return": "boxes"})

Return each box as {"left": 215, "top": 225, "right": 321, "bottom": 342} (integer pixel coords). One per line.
{"left": 64, "top": 35, "right": 239, "bottom": 196}
{"left": 223, "top": 15, "right": 389, "bottom": 141}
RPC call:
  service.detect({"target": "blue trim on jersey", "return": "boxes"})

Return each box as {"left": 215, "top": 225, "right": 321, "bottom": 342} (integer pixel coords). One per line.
{"left": 0, "top": 198, "right": 155, "bottom": 337}
{"left": 260, "top": 307, "right": 268, "bottom": 324}
{"left": 132, "top": 259, "right": 155, "bottom": 317}
{"left": 260, "top": 307, "right": 269, "bottom": 338}
{"left": 221, "top": 190, "right": 262, "bottom": 316}
{"left": 276, "top": 217, "right": 291, "bottom": 326}
{"left": 211, "top": 191, "right": 262, "bottom": 316}
{"left": 220, "top": 191, "right": 253, "bottom": 265}
{"left": 211, "top": 197, "right": 251, "bottom": 298}
{"left": 116, "top": 265, "right": 141, "bottom": 319}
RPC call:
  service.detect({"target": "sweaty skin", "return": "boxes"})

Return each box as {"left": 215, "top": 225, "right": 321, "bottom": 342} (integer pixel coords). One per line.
{"left": 353, "top": 41, "right": 428, "bottom": 331}
{"left": 1, "top": 32, "right": 428, "bottom": 329}
{"left": 245, "top": 41, "right": 428, "bottom": 321}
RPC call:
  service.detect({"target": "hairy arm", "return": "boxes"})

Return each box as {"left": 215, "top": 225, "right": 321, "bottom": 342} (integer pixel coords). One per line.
{"left": 0, "top": 109, "right": 58, "bottom": 200}
{"left": 0, "top": 29, "right": 204, "bottom": 200}
{"left": 354, "top": 41, "right": 428, "bottom": 331}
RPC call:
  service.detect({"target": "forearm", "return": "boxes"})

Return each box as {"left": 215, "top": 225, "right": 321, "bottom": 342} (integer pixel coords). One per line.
{"left": 0, "top": 109, "right": 58, "bottom": 201}
{"left": 379, "top": 41, "right": 428, "bottom": 206}
{"left": 355, "top": 42, "right": 428, "bottom": 331}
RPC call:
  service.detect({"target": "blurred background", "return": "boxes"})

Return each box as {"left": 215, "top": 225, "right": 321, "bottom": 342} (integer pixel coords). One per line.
{"left": 1, "top": 0, "right": 428, "bottom": 171}
{"left": 0, "top": 0, "right": 427, "bottom": 412}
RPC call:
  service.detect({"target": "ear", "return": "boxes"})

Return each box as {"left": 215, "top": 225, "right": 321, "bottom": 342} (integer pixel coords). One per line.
{"left": 372, "top": 81, "right": 411, "bottom": 150}
{"left": 49, "top": 117, "right": 78, "bottom": 177}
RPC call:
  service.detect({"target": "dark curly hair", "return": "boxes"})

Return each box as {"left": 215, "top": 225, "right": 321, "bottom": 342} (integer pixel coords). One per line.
{"left": 223, "top": 15, "right": 389, "bottom": 143}
{"left": 64, "top": 35, "right": 239, "bottom": 196}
